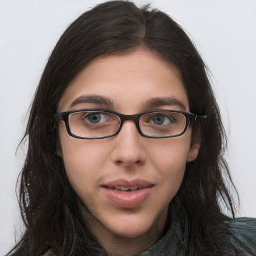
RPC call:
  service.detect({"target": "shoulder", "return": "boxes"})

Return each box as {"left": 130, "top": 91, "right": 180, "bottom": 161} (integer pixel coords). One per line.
{"left": 223, "top": 217, "right": 256, "bottom": 254}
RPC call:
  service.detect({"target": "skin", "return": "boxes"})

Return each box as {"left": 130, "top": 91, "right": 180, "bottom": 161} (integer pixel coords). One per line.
{"left": 57, "top": 48, "right": 200, "bottom": 255}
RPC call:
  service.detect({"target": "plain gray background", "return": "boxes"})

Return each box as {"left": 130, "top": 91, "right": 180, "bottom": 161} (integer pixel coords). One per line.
{"left": 1, "top": 0, "right": 256, "bottom": 255}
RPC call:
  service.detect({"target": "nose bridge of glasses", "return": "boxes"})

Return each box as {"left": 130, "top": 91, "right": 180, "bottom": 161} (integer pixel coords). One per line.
{"left": 118, "top": 113, "right": 141, "bottom": 131}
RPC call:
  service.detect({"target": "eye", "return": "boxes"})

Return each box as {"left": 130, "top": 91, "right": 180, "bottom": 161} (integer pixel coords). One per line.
{"left": 83, "top": 113, "right": 107, "bottom": 124}
{"left": 151, "top": 114, "right": 174, "bottom": 125}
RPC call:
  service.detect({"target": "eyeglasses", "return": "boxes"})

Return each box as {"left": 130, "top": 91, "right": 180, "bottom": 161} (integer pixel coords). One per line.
{"left": 53, "top": 109, "right": 206, "bottom": 139}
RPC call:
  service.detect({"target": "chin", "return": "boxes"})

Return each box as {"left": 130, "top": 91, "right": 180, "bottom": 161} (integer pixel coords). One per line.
{"left": 105, "top": 214, "right": 161, "bottom": 239}
{"left": 116, "top": 226, "right": 149, "bottom": 238}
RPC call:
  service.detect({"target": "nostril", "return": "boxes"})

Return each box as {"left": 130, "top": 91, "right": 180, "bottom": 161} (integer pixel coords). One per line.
{"left": 116, "top": 158, "right": 142, "bottom": 165}
{"left": 111, "top": 145, "right": 146, "bottom": 167}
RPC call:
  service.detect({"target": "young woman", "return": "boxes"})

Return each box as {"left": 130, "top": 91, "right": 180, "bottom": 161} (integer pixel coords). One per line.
{"left": 7, "top": 1, "right": 256, "bottom": 256}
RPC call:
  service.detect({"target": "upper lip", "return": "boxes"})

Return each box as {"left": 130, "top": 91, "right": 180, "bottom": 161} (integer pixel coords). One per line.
{"left": 102, "top": 179, "right": 154, "bottom": 188}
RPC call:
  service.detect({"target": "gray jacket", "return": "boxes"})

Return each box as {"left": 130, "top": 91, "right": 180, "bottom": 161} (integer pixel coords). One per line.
{"left": 43, "top": 218, "right": 256, "bottom": 255}
{"left": 136, "top": 218, "right": 256, "bottom": 256}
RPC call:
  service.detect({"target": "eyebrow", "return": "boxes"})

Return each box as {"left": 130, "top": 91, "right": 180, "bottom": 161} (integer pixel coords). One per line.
{"left": 71, "top": 95, "right": 114, "bottom": 108}
{"left": 70, "top": 95, "right": 186, "bottom": 111}
{"left": 143, "top": 97, "right": 187, "bottom": 110}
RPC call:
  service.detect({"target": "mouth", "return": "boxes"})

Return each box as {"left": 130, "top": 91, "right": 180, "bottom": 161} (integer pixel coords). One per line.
{"left": 102, "top": 185, "right": 146, "bottom": 191}
{"left": 101, "top": 179, "right": 154, "bottom": 207}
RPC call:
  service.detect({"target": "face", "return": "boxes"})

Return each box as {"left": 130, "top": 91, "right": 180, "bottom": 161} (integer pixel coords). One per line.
{"left": 57, "top": 49, "right": 199, "bottom": 252}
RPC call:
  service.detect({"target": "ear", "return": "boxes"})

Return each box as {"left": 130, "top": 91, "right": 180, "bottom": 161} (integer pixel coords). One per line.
{"left": 55, "top": 138, "right": 63, "bottom": 158}
{"left": 187, "top": 140, "right": 200, "bottom": 162}
{"left": 187, "top": 127, "right": 201, "bottom": 162}
{"left": 55, "top": 146, "right": 63, "bottom": 158}
{"left": 54, "top": 126, "right": 63, "bottom": 158}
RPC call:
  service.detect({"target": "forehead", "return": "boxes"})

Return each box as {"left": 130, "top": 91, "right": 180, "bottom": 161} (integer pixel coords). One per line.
{"left": 58, "top": 49, "right": 189, "bottom": 113}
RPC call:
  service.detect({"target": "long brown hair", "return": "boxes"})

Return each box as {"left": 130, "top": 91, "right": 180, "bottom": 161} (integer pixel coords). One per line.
{"left": 8, "top": 1, "right": 237, "bottom": 255}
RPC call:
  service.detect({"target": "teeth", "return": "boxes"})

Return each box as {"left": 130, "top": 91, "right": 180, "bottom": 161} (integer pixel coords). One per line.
{"left": 111, "top": 186, "right": 143, "bottom": 191}
{"left": 130, "top": 186, "right": 142, "bottom": 191}
{"left": 115, "top": 186, "right": 130, "bottom": 191}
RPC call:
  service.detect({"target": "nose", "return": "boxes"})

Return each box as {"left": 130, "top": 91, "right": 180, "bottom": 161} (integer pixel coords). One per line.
{"left": 110, "top": 121, "right": 147, "bottom": 167}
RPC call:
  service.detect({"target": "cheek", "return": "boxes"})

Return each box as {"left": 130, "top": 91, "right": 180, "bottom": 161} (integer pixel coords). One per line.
{"left": 147, "top": 135, "right": 191, "bottom": 190}
{"left": 149, "top": 134, "right": 191, "bottom": 169}
{"left": 58, "top": 127, "right": 108, "bottom": 192}
{"left": 59, "top": 122, "right": 107, "bottom": 161}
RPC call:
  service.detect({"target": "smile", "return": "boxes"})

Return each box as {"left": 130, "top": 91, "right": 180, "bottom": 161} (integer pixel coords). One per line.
{"left": 105, "top": 186, "right": 144, "bottom": 191}
{"left": 101, "top": 179, "right": 154, "bottom": 207}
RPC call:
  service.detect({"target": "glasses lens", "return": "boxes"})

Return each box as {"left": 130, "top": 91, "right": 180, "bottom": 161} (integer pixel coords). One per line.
{"left": 69, "top": 111, "right": 120, "bottom": 138}
{"left": 139, "top": 111, "right": 186, "bottom": 137}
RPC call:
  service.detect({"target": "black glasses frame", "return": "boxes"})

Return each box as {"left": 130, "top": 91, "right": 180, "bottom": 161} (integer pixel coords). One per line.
{"left": 53, "top": 109, "right": 206, "bottom": 139}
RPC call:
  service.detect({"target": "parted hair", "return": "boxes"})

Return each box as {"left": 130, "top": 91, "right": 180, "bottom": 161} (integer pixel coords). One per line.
{"left": 8, "top": 1, "right": 236, "bottom": 255}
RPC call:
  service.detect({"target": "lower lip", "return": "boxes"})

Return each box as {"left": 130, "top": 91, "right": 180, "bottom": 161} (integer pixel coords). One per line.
{"left": 101, "top": 187, "right": 153, "bottom": 207}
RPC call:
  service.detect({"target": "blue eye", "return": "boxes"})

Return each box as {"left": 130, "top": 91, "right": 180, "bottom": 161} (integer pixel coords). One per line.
{"left": 152, "top": 114, "right": 173, "bottom": 125}
{"left": 84, "top": 113, "right": 107, "bottom": 124}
